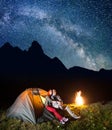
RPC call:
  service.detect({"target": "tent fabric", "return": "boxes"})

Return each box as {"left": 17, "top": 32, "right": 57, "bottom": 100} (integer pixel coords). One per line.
{"left": 7, "top": 88, "right": 48, "bottom": 124}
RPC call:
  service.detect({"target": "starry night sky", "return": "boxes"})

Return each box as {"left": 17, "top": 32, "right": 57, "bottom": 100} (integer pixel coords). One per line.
{"left": 0, "top": 0, "right": 112, "bottom": 71}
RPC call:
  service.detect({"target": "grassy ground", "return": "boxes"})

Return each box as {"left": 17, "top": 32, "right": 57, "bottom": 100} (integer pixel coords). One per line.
{"left": 0, "top": 102, "right": 112, "bottom": 130}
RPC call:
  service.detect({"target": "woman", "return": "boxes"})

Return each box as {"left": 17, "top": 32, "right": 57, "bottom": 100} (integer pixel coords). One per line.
{"left": 45, "top": 89, "right": 68, "bottom": 124}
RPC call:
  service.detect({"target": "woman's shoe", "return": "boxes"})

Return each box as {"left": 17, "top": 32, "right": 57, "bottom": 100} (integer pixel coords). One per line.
{"left": 60, "top": 120, "right": 65, "bottom": 124}
{"left": 62, "top": 117, "right": 69, "bottom": 122}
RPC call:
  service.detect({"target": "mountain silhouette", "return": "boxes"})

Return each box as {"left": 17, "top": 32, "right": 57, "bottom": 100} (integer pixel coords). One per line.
{"left": 0, "top": 41, "right": 67, "bottom": 78}
{"left": 0, "top": 41, "right": 112, "bottom": 106}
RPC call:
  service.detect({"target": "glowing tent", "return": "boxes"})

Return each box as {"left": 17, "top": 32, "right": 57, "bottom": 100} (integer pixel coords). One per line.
{"left": 7, "top": 88, "right": 54, "bottom": 124}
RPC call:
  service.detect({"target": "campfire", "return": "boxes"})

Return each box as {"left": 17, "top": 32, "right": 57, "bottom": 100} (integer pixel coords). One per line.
{"left": 75, "top": 91, "right": 84, "bottom": 106}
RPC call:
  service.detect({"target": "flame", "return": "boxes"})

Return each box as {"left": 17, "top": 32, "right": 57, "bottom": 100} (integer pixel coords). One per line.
{"left": 75, "top": 91, "right": 84, "bottom": 106}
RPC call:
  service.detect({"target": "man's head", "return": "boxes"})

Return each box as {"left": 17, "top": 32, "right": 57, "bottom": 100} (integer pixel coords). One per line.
{"left": 52, "top": 89, "right": 56, "bottom": 96}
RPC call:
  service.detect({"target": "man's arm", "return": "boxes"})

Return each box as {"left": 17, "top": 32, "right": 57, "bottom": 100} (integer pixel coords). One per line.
{"left": 45, "top": 96, "right": 53, "bottom": 106}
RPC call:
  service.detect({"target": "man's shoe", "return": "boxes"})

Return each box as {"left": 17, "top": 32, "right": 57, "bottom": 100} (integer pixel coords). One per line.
{"left": 73, "top": 116, "right": 81, "bottom": 119}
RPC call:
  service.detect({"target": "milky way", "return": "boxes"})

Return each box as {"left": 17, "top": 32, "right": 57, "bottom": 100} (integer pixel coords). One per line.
{"left": 0, "top": 0, "right": 112, "bottom": 70}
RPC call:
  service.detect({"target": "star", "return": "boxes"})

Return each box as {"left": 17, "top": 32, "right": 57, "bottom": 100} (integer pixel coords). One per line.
{"left": 0, "top": 0, "right": 112, "bottom": 71}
